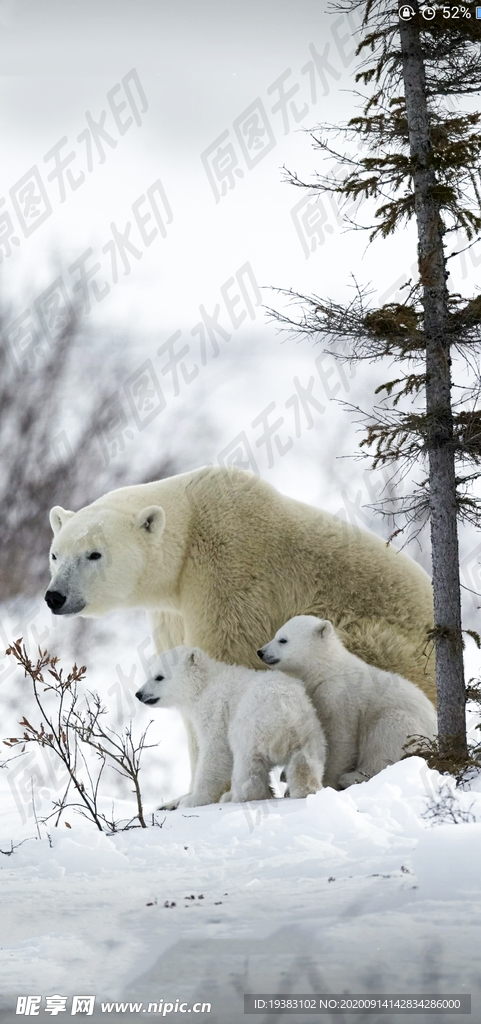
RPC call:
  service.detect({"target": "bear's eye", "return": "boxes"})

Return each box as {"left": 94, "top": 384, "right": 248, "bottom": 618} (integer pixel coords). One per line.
{"left": 88, "top": 552, "right": 102, "bottom": 560}
{"left": 51, "top": 553, "right": 57, "bottom": 561}
{"left": 278, "top": 638, "right": 288, "bottom": 644}
{"left": 155, "top": 675, "right": 164, "bottom": 682}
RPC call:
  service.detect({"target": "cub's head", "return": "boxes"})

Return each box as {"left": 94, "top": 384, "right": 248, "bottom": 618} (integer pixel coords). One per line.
{"left": 257, "top": 616, "right": 335, "bottom": 674}
{"left": 45, "top": 503, "right": 165, "bottom": 616}
{"left": 135, "top": 646, "right": 208, "bottom": 709}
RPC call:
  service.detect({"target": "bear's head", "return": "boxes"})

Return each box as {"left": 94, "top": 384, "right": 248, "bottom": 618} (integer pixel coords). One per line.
{"left": 135, "top": 646, "right": 208, "bottom": 708}
{"left": 257, "top": 615, "right": 335, "bottom": 675}
{"left": 45, "top": 503, "right": 166, "bottom": 616}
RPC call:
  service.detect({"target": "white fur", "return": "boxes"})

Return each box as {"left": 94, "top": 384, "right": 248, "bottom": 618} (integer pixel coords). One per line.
{"left": 46, "top": 467, "right": 435, "bottom": 698}
{"left": 136, "top": 646, "right": 326, "bottom": 807}
{"left": 47, "top": 466, "right": 436, "bottom": 799}
{"left": 258, "top": 616, "right": 437, "bottom": 790}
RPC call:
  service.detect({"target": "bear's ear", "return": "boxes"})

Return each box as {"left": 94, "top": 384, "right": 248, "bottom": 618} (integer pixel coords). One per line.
{"left": 135, "top": 505, "right": 165, "bottom": 536}
{"left": 49, "top": 506, "right": 74, "bottom": 536}
{"left": 317, "top": 619, "right": 333, "bottom": 638}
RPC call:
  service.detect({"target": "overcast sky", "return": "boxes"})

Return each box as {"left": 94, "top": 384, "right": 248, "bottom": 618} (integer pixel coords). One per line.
{"left": 1, "top": 1, "right": 479, "bottom": 542}
{"left": 0, "top": 0, "right": 427, "bottom": 327}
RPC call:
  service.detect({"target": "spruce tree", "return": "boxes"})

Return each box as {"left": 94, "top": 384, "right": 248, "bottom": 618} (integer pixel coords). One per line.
{"left": 270, "top": 0, "right": 481, "bottom": 759}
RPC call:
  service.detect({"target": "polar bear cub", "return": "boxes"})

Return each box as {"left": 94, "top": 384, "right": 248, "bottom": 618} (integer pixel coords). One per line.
{"left": 136, "top": 645, "right": 326, "bottom": 807}
{"left": 258, "top": 616, "right": 437, "bottom": 790}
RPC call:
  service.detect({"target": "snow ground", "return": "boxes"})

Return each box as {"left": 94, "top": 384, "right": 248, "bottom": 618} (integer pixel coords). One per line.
{"left": 1, "top": 604, "right": 481, "bottom": 1024}
{"left": 1, "top": 760, "right": 481, "bottom": 1024}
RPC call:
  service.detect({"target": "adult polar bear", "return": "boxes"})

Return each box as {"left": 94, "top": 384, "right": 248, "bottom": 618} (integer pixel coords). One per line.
{"left": 46, "top": 465, "right": 435, "bottom": 701}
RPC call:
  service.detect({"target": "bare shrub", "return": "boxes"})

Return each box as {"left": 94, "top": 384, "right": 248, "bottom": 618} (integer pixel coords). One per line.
{"left": 4, "top": 639, "right": 157, "bottom": 832}
{"left": 403, "top": 729, "right": 481, "bottom": 787}
{"left": 421, "top": 781, "right": 477, "bottom": 827}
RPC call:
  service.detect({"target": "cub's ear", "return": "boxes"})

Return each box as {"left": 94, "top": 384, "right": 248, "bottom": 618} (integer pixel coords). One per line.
{"left": 188, "top": 648, "right": 206, "bottom": 667}
{"left": 135, "top": 505, "right": 165, "bottom": 536}
{"left": 49, "top": 506, "right": 74, "bottom": 536}
{"left": 317, "top": 619, "right": 333, "bottom": 637}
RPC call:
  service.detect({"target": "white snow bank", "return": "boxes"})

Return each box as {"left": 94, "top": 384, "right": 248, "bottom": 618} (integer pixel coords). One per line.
{"left": 1, "top": 757, "right": 481, "bottom": 1021}
{"left": 14, "top": 828, "right": 130, "bottom": 878}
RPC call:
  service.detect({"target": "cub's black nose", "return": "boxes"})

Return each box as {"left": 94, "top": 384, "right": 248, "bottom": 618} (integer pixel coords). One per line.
{"left": 45, "top": 590, "right": 66, "bottom": 612}
{"left": 257, "top": 649, "right": 265, "bottom": 660}
{"left": 135, "top": 690, "right": 144, "bottom": 701}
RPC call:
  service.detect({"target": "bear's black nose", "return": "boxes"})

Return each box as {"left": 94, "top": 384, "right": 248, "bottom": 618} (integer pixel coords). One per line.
{"left": 135, "top": 690, "right": 144, "bottom": 701}
{"left": 45, "top": 590, "right": 66, "bottom": 611}
{"left": 257, "top": 649, "right": 265, "bottom": 660}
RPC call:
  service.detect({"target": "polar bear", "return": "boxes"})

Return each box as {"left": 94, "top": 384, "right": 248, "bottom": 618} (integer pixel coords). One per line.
{"left": 46, "top": 466, "right": 434, "bottom": 794}
{"left": 46, "top": 466, "right": 434, "bottom": 692}
{"left": 258, "top": 615, "right": 437, "bottom": 790}
{"left": 135, "top": 646, "right": 326, "bottom": 806}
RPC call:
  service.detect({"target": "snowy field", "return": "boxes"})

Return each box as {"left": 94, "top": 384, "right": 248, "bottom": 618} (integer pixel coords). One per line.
{"left": 1, "top": 758, "right": 481, "bottom": 1024}
{"left": 1, "top": 604, "right": 481, "bottom": 1024}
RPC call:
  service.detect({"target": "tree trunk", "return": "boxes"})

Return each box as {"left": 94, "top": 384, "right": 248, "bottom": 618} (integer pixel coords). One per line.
{"left": 399, "top": 3, "right": 466, "bottom": 755}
